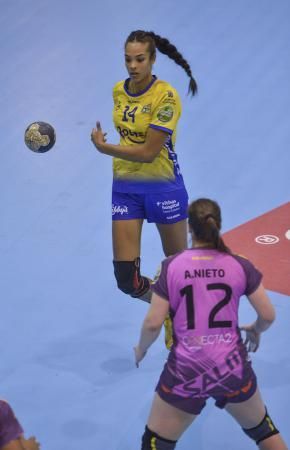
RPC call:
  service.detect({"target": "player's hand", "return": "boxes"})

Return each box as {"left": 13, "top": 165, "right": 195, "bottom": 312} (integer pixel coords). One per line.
{"left": 91, "top": 121, "right": 107, "bottom": 152}
{"left": 240, "top": 323, "right": 261, "bottom": 352}
{"left": 134, "top": 346, "right": 147, "bottom": 367}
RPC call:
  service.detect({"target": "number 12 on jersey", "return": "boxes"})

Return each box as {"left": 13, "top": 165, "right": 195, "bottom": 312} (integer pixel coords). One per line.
{"left": 180, "top": 283, "right": 233, "bottom": 329}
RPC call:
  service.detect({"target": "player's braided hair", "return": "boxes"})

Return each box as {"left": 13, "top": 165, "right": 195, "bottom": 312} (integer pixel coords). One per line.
{"left": 125, "top": 30, "right": 197, "bottom": 96}
{"left": 188, "top": 198, "right": 231, "bottom": 253}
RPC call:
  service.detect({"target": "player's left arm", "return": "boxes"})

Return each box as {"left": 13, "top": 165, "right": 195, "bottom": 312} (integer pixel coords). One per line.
{"left": 134, "top": 293, "right": 169, "bottom": 367}
{"left": 91, "top": 121, "right": 168, "bottom": 162}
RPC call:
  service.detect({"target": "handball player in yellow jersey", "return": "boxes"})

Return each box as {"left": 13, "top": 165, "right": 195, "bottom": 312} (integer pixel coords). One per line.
{"left": 91, "top": 30, "right": 197, "bottom": 310}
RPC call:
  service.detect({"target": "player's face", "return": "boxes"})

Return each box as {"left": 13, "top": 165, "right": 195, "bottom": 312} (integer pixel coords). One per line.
{"left": 125, "top": 42, "right": 155, "bottom": 85}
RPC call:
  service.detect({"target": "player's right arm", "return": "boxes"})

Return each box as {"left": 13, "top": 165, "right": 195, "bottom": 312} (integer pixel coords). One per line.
{"left": 134, "top": 292, "right": 169, "bottom": 367}
{"left": 247, "top": 283, "right": 276, "bottom": 331}
{"left": 240, "top": 283, "right": 276, "bottom": 352}
{"left": 91, "top": 121, "right": 168, "bottom": 162}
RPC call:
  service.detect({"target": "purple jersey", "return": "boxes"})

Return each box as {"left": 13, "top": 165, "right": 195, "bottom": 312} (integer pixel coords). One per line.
{"left": 152, "top": 249, "right": 262, "bottom": 400}
{"left": 0, "top": 400, "right": 23, "bottom": 447}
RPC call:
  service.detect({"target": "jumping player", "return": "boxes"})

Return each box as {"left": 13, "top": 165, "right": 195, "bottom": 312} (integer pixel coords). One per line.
{"left": 0, "top": 399, "right": 39, "bottom": 449}
{"left": 134, "top": 198, "right": 288, "bottom": 450}
{"left": 91, "top": 31, "right": 197, "bottom": 324}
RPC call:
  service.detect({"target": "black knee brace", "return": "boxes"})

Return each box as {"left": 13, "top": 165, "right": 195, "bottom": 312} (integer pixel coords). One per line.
{"left": 113, "top": 257, "right": 150, "bottom": 298}
{"left": 141, "top": 426, "right": 177, "bottom": 450}
{"left": 243, "top": 409, "right": 279, "bottom": 444}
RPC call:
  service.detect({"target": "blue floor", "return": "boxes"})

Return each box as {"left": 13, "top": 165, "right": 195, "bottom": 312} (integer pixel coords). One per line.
{"left": 0, "top": 0, "right": 289, "bottom": 448}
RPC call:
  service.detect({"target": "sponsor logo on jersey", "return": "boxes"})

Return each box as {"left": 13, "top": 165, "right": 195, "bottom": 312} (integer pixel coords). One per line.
{"left": 157, "top": 105, "right": 174, "bottom": 122}
{"left": 166, "top": 214, "right": 180, "bottom": 220}
{"left": 117, "top": 126, "right": 146, "bottom": 141}
{"left": 156, "top": 199, "right": 180, "bottom": 211}
{"left": 156, "top": 199, "right": 181, "bottom": 220}
{"left": 167, "top": 90, "right": 174, "bottom": 98}
{"left": 162, "top": 98, "right": 177, "bottom": 105}
{"left": 180, "top": 349, "right": 243, "bottom": 395}
{"left": 191, "top": 256, "right": 213, "bottom": 261}
{"left": 182, "top": 332, "right": 233, "bottom": 350}
{"left": 112, "top": 204, "right": 128, "bottom": 216}
{"left": 255, "top": 235, "right": 279, "bottom": 244}
{"left": 127, "top": 99, "right": 140, "bottom": 104}
{"left": 141, "top": 104, "right": 152, "bottom": 113}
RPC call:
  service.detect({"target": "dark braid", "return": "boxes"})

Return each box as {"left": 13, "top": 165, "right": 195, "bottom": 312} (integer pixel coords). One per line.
{"left": 188, "top": 198, "right": 231, "bottom": 253}
{"left": 125, "top": 30, "right": 197, "bottom": 96}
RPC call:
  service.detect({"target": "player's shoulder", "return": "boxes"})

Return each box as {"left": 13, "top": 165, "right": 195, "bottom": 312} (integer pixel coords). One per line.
{"left": 162, "top": 250, "right": 186, "bottom": 271}
{"left": 152, "top": 80, "right": 181, "bottom": 113}
{"left": 153, "top": 79, "right": 179, "bottom": 97}
{"left": 231, "top": 252, "right": 251, "bottom": 263}
{"left": 230, "top": 253, "right": 262, "bottom": 294}
{"left": 230, "top": 252, "right": 259, "bottom": 272}
{"left": 112, "top": 80, "right": 125, "bottom": 95}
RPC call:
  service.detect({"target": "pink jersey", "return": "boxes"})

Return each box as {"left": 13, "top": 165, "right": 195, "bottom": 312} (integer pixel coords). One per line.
{"left": 152, "top": 249, "right": 262, "bottom": 399}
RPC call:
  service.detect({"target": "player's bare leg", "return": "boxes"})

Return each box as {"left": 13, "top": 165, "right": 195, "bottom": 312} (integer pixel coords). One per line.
{"left": 156, "top": 219, "right": 188, "bottom": 257}
{"left": 112, "top": 219, "right": 152, "bottom": 302}
{"left": 225, "top": 388, "right": 287, "bottom": 450}
{"left": 146, "top": 393, "right": 196, "bottom": 441}
{"left": 113, "top": 219, "right": 143, "bottom": 261}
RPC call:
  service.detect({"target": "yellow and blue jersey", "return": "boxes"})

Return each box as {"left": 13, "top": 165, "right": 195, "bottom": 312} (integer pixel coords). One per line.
{"left": 112, "top": 76, "right": 185, "bottom": 193}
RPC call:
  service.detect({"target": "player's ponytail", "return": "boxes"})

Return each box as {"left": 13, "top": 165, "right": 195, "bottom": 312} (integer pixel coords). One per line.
{"left": 188, "top": 198, "right": 231, "bottom": 253}
{"left": 149, "top": 32, "right": 197, "bottom": 96}
{"left": 125, "top": 30, "right": 198, "bottom": 96}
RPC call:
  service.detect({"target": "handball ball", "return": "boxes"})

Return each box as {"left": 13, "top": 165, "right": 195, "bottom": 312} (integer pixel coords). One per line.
{"left": 24, "top": 121, "right": 56, "bottom": 153}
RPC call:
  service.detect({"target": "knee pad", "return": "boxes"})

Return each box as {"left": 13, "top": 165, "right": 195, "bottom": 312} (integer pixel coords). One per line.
{"left": 113, "top": 258, "right": 150, "bottom": 298}
{"left": 243, "top": 409, "right": 279, "bottom": 444}
{"left": 142, "top": 426, "right": 177, "bottom": 450}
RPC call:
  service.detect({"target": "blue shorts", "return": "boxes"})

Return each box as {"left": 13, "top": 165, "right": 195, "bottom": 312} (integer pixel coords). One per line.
{"left": 112, "top": 188, "right": 189, "bottom": 224}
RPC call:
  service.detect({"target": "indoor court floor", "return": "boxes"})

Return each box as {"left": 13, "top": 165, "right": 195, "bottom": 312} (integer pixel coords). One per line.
{"left": 1, "top": 0, "right": 289, "bottom": 448}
